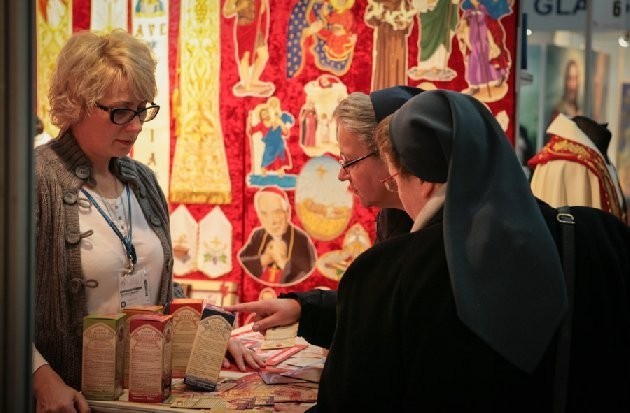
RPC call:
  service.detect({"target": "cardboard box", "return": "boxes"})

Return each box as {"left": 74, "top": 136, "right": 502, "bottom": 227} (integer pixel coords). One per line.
{"left": 128, "top": 314, "right": 173, "bottom": 403}
{"left": 169, "top": 298, "right": 204, "bottom": 378}
{"left": 121, "top": 305, "right": 164, "bottom": 388}
{"left": 184, "top": 305, "right": 235, "bottom": 391}
{"left": 81, "top": 313, "right": 125, "bottom": 400}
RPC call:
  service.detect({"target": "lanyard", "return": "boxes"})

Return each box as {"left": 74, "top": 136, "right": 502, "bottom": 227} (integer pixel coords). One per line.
{"left": 81, "top": 184, "right": 137, "bottom": 273}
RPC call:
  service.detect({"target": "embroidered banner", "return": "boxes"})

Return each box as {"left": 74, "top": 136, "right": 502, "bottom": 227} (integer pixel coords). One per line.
{"left": 131, "top": 0, "right": 172, "bottom": 197}
{"left": 169, "top": 0, "right": 231, "bottom": 204}
{"left": 36, "top": 0, "right": 73, "bottom": 138}
{"left": 46, "top": 0, "right": 519, "bottom": 309}
{"left": 90, "top": 0, "right": 128, "bottom": 31}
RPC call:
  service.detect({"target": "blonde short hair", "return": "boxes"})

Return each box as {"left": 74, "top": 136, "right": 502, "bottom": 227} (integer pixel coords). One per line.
{"left": 49, "top": 29, "right": 157, "bottom": 130}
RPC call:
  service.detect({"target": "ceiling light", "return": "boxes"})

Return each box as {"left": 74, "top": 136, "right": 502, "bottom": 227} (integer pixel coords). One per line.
{"left": 619, "top": 31, "right": 630, "bottom": 48}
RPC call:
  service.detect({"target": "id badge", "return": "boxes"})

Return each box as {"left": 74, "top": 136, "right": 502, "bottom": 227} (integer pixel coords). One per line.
{"left": 119, "top": 267, "right": 151, "bottom": 308}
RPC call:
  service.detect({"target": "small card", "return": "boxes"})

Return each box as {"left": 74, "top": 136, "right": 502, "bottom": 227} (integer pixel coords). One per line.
{"left": 170, "top": 394, "right": 227, "bottom": 409}
{"left": 261, "top": 323, "right": 299, "bottom": 350}
{"left": 264, "top": 344, "right": 308, "bottom": 366}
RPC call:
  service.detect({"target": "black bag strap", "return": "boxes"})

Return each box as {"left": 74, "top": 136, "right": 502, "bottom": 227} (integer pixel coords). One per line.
{"left": 553, "top": 206, "right": 576, "bottom": 413}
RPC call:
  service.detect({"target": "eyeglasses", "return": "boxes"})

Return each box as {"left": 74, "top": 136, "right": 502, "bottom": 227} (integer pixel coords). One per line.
{"left": 338, "top": 151, "right": 377, "bottom": 171}
{"left": 380, "top": 172, "right": 399, "bottom": 192}
{"left": 95, "top": 102, "right": 160, "bottom": 125}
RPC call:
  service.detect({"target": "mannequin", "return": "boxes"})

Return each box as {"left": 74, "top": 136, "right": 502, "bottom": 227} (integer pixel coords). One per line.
{"left": 529, "top": 114, "right": 627, "bottom": 222}
{"left": 572, "top": 116, "right": 611, "bottom": 163}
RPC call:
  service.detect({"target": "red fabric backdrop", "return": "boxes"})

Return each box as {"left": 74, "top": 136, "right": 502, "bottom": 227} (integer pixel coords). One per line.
{"left": 68, "top": 0, "right": 519, "bottom": 307}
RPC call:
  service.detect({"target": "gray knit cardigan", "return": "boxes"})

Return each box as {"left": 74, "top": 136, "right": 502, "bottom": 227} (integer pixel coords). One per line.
{"left": 34, "top": 131, "right": 173, "bottom": 389}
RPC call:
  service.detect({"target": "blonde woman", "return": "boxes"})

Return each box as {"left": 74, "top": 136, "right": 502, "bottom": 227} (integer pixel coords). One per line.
{"left": 33, "top": 30, "right": 262, "bottom": 412}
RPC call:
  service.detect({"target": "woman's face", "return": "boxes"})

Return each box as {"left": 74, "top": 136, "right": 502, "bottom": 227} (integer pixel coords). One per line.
{"left": 72, "top": 79, "right": 147, "bottom": 165}
{"left": 336, "top": 122, "right": 401, "bottom": 209}
{"left": 385, "top": 157, "right": 427, "bottom": 219}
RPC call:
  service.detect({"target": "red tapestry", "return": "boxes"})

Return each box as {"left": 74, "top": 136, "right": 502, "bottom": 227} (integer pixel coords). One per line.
{"left": 66, "top": 0, "right": 518, "bottom": 311}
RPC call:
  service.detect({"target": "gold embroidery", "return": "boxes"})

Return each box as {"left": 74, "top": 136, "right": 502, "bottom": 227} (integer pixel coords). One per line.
{"left": 169, "top": 0, "right": 231, "bottom": 204}
{"left": 36, "top": 0, "right": 71, "bottom": 138}
{"left": 543, "top": 135, "right": 623, "bottom": 219}
{"left": 132, "top": 3, "right": 171, "bottom": 198}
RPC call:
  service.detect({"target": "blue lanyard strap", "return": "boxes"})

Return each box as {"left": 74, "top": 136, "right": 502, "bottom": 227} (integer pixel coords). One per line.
{"left": 80, "top": 184, "right": 137, "bottom": 266}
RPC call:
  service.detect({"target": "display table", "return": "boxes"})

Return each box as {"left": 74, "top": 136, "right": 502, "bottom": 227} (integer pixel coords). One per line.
{"left": 88, "top": 326, "right": 323, "bottom": 413}
{"left": 90, "top": 395, "right": 199, "bottom": 413}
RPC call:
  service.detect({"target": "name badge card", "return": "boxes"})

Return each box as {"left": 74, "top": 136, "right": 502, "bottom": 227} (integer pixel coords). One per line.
{"left": 120, "top": 267, "right": 151, "bottom": 308}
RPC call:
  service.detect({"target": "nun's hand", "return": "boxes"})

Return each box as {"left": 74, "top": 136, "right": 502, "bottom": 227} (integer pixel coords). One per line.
{"left": 224, "top": 299, "right": 301, "bottom": 336}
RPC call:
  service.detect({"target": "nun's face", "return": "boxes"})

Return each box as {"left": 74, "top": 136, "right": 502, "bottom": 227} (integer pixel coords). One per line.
{"left": 336, "top": 122, "right": 402, "bottom": 209}
{"left": 386, "top": 158, "right": 429, "bottom": 219}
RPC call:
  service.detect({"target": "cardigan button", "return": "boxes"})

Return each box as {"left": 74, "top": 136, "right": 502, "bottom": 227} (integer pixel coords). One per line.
{"left": 68, "top": 278, "right": 98, "bottom": 293}
{"left": 69, "top": 278, "right": 83, "bottom": 294}
{"left": 65, "top": 231, "right": 81, "bottom": 244}
{"left": 150, "top": 215, "right": 162, "bottom": 226}
{"left": 75, "top": 165, "right": 90, "bottom": 179}
{"left": 62, "top": 191, "right": 77, "bottom": 205}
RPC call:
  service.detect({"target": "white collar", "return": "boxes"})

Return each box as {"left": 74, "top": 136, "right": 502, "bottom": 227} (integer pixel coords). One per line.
{"left": 411, "top": 184, "right": 447, "bottom": 232}
{"left": 546, "top": 114, "right": 601, "bottom": 155}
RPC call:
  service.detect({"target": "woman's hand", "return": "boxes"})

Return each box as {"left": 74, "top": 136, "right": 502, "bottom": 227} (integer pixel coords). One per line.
{"left": 223, "top": 338, "right": 265, "bottom": 371}
{"left": 33, "top": 365, "right": 90, "bottom": 413}
{"left": 224, "top": 299, "right": 301, "bottom": 335}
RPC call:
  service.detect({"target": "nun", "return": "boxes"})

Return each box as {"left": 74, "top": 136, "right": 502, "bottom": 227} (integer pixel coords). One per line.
{"left": 313, "top": 90, "right": 630, "bottom": 412}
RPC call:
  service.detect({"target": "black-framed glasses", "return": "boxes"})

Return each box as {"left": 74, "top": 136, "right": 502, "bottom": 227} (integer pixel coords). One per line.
{"left": 338, "top": 151, "right": 377, "bottom": 171}
{"left": 380, "top": 172, "right": 399, "bottom": 192}
{"left": 95, "top": 102, "right": 160, "bottom": 125}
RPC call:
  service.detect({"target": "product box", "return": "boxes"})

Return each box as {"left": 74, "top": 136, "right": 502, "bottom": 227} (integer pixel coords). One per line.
{"left": 184, "top": 305, "right": 235, "bottom": 391}
{"left": 169, "top": 298, "right": 204, "bottom": 378}
{"left": 81, "top": 313, "right": 125, "bottom": 401}
{"left": 128, "top": 314, "right": 173, "bottom": 403}
{"left": 121, "top": 305, "right": 164, "bottom": 388}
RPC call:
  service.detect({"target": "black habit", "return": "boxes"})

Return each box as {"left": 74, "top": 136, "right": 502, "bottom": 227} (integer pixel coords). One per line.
{"left": 310, "top": 202, "right": 629, "bottom": 412}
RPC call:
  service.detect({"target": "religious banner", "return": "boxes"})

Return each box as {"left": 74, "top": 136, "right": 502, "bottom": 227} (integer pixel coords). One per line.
{"left": 36, "top": 0, "right": 73, "bottom": 138}
{"left": 198, "top": 206, "right": 233, "bottom": 278}
{"left": 90, "top": 0, "right": 128, "bottom": 31}
{"left": 170, "top": 204, "right": 198, "bottom": 276}
{"left": 132, "top": 1, "right": 172, "bottom": 196}
{"left": 41, "top": 0, "right": 519, "bottom": 309}
{"left": 169, "top": 0, "right": 231, "bottom": 204}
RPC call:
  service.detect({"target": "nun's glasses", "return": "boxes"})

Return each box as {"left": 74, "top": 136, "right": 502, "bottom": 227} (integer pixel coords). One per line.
{"left": 381, "top": 172, "right": 399, "bottom": 192}
{"left": 338, "top": 151, "right": 377, "bottom": 171}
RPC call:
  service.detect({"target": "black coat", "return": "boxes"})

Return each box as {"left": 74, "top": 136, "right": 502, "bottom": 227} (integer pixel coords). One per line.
{"left": 375, "top": 207, "right": 414, "bottom": 243}
{"left": 284, "top": 208, "right": 413, "bottom": 348}
{"left": 311, "top": 202, "right": 630, "bottom": 412}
